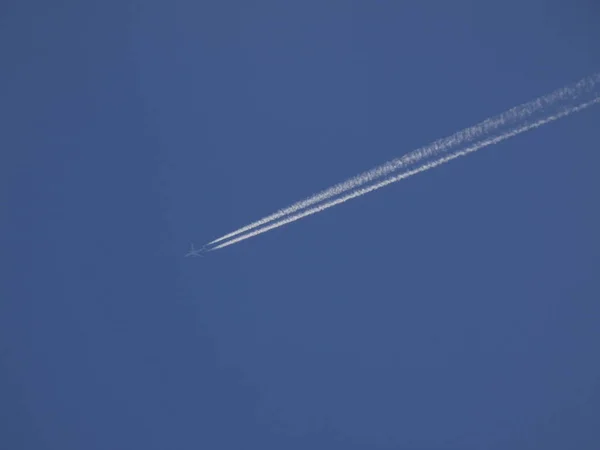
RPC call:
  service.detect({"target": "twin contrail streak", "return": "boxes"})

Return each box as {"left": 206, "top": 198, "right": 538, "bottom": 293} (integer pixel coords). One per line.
{"left": 206, "top": 74, "right": 599, "bottom": 247}
{"left": 207, "top": 97, "right": 599, "bottom": 251}
{"left": 204, "top": 74, "right": 599, "bottom": 251}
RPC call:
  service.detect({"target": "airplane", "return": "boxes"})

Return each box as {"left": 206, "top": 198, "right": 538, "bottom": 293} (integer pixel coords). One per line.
{"left": 184, "top": 242, "right": 205, "bottom": 257}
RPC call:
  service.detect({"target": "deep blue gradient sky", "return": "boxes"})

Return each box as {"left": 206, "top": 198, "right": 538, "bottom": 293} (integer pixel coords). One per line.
{"left": 2, "top": 2, "right": 600, "bottom": 449}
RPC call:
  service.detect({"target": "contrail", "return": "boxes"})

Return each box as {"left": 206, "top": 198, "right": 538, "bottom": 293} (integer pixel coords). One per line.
{"left": 208, "top": 95, "right": 600, "bottom": 251}
{"left": 206, "top": 74, "right": 600, "bottom": 246}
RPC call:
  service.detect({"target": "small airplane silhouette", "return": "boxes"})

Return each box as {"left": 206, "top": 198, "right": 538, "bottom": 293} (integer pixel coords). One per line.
{"left": 184, "top": 242, "right": 205, "bottom": 257}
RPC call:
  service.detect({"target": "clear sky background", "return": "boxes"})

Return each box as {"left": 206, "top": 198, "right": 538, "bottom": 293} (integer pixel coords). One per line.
{"left": 2, "top": 1, "right": 600, "bottom": 449}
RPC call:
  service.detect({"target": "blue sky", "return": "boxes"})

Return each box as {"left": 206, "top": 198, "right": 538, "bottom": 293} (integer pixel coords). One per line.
{"left": 2, "top": 1, "right": 599, "bottom": 449}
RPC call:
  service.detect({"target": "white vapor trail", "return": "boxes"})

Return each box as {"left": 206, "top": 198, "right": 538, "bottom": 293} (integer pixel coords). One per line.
{"left": 208, "top": 95, "right": 600, "bottom": 251}
{"left": 207, "top": 74, "right": 600, "bottom": 246}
